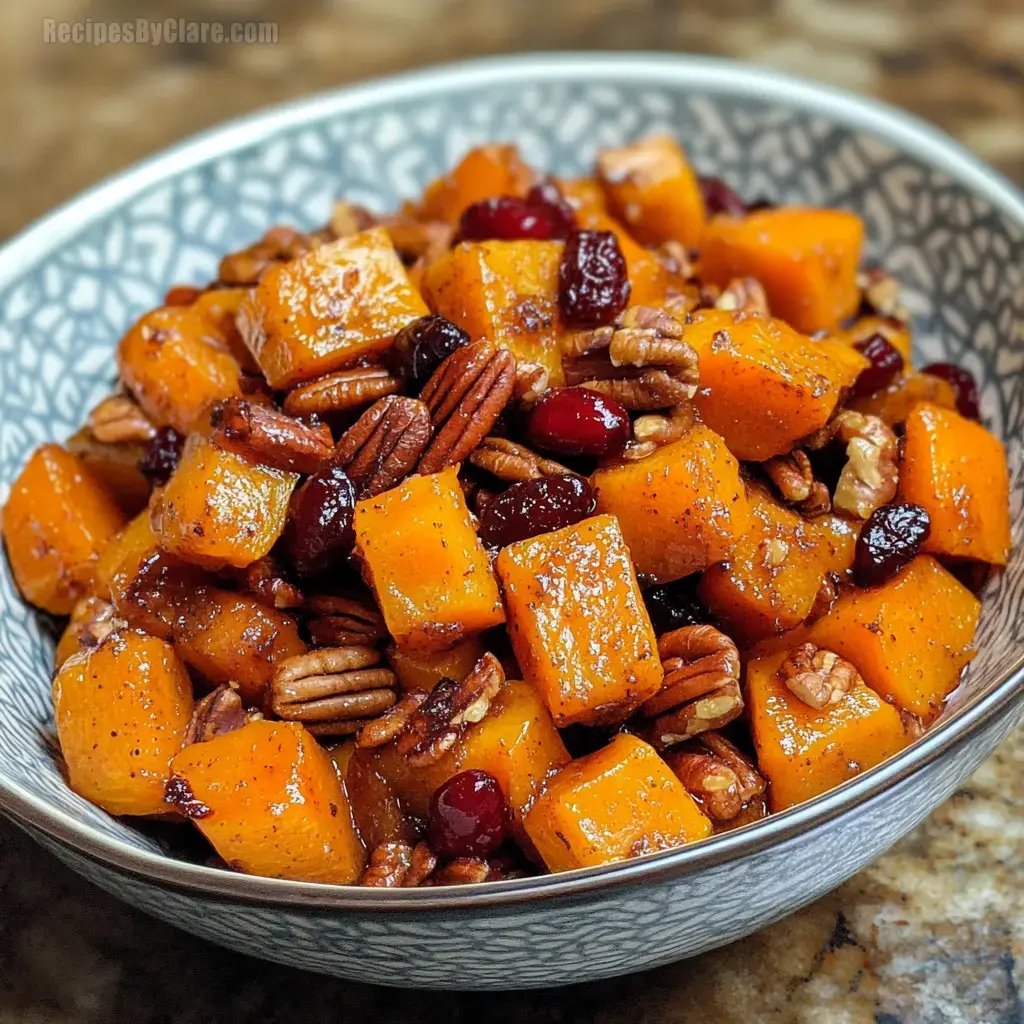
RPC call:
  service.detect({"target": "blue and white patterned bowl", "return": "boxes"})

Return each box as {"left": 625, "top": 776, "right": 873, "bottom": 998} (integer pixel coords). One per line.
{"left": 0, "top": 54, "right": 1022, "bottom": 990}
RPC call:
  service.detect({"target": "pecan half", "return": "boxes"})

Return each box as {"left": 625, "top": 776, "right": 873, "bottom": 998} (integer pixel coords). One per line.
{"left": 404, "top": 841, "right": 440, "bottom": 887}
{"left": 762, "top": 449, "right": 832, "bottom": 519}
{"left": 183, "top": 684, "right": 257, "bottom": 746}
{"left": 807, "top": 572, "right": 840, "bottom": 624}
{"left": 858, "top": 267, "right": 909, "bottom": 322}
{"left": 468, "top": 436, "right": 572, "bottom": 483}
{"left": 360, "top": 841, "right": 413, "bottom": 887}
{"left": 62, "top": 596, "right": 123, "bottom": 657}
{"left": 715, "top": 277, "right": 769, "bottom": 316}
{"left": 306, "top": 593, "right": 387, "bottom": 648}
{"left": 88, "top": 394, "right": 156, "bottom": 445}
{"left": 779, "top": 642, "right": 861, "bottom": 710}
{"left": 234, "top": 556, "right": 305, "bottom": 610}
{"left": 271, "top": 646, "right": 398, "bottom": 736}
{"left": 210, "top": 398, "right": 334, "bottom": 474}
{"left": 355, "top": 691, "right": 429, "bottom": 750}
{"left": 380, "top": 215, "right": 454, "bottom": 267}
{"left": 623, "top": 403, "right": 696, "bottom": 461}
{"left": 417, "top": 341, "right": 517, "bottom": 475}
{"left": 328, "top": 201, "right": 378, "bottom": 239}
{"left": 333, "top": 395, "right": 431, "bottom": 498}
{"left": 218, "top": 226, "right": 321, "bottom": 286}
{"left": 642, "top": 625, "right": 744, "bottom": 747}
{"left": 667, "top": 732, "right": 767, "bottom": 823}
{"left": 430, "top": 858, "right": 491, "bottom": 886}
{"left": 512, "top": 362, "right": 550, "bottom": 409}
{"left": 283, "top": 366, "right": 401, "bottom": 418}
{"left": 654, "top": 240, "right": 696, "bottom": 281}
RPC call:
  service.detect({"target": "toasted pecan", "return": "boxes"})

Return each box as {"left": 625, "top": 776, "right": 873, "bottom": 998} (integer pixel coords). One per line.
{"left": 210, "top": 398, "right": 334, "bottom": 474}
{"left": 283, "top": 366, "right": 401, "bottom": 418}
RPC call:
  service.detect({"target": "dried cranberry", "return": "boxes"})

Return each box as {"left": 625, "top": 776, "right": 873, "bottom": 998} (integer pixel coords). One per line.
{"left": 642, "top": 577, "right": 710, "bottom": 635}
{"left": 853, "top": 503, "right": 931, "bottom": 587}
{"left": 698, "top": 176, "right": 748, "bottom": 218}
{"left": 139, "top": 426, "right": 185, "bottom": 486}
{"left": 458, "top": 196, "right": 561, "bottom": 243}
{"left": 558, "top": 230, "right": 630, "bottom": 328}
{"left": 527, "top": 387, "right": 630, "bottom": 458}
{"left": 427, "top": 769, "right": 509, "bottom": 859}
{"left": 525, "top": 179, "right": 577, "bottom": 239}
{"left": 284, "top": 465, "right": 356, "bottom": 578}
{"left": 387, "top": 315, "right": 469, "bottom": 393}
{"left": 478, "top": 475, "right": 596, "bottom": 548}
{"left": 851, "top": 332, "right": 905, "bottom": 397}
{"left": 921, "top": 362, "right": 980, "bottom": 420}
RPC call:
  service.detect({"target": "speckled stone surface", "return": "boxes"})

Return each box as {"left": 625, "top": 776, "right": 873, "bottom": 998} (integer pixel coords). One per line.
{"left": 0, "top": 1, "right": 1022, "bottom": 1020}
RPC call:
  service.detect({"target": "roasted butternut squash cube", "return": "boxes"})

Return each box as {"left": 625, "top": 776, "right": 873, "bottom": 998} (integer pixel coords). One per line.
{"left": 94, "top": 510, "right": 158, "bottom": 601}
{"left": 556, "top": 176, "right": 608, "bottom": 218}
{"left": 899, "top": 403, "right": 1011, "bottom": 565}
{"left": 422, "top": 240, "right": 565, "bottom": 385}
{"left": 354, "top": 468, "right": 504, "bottom": 653}
{"left": 117, "top": 305, "right": 242, "bottom": 433}
{"left": 238, "top": 228, "right": 429, "bottom": 388}
{"left": 698, "top": 488, "right": 859, "bottom": 642}
{"left": 597, "top": 135, "right": 706, "bottom": 248}
{"left": 850, "top": 371, "right": 957, "bottom": 425}
{"left": 524, "top": 734, "right": 712, "bottom": 871}
{"left": 53, "top": 630, "right": 193, "bottom": 816}
{"left": 591, "top": 423, "right": 752, "bottom": 583}
{"left": 151, "top": 434, "right": 297, "bottom": 569}
{"left": 747, "top": 649, "right": 915, "bottom": 812}
{"left": 3, "top": 445, "right": 126, "bottom": 614}
{"left": 168, "top": 720, "right": 365, "bottom": 884}
{"left": 681, "top": 309, "right": 868, "bottom": 460}
{"left": 700, "top": 208, "right": 864, "bottom": 334}
{"left": 385, "top": 637, "right": 486, "bottom": 692}
{"left": 191, "top": 287, "right": 259, "bottom": 372}
{"left": 496, "top": 514, "right": 662, "bottom": 726}
{"left": 806, "top": 555, "right": 981, "bottom": 720}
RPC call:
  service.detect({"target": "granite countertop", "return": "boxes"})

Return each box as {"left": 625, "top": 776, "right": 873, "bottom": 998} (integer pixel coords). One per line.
{"left": 1, "top": 1, "right": 1022, "bottom": 1021}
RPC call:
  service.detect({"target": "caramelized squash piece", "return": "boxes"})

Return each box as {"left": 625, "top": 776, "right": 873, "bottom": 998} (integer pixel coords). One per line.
{"left": 53, "top": 630, "right": 193, "bottom": 816}
{"left": 354, "top": 468, "right": 504, "bottom": 654}
{"left": 681, "top": 309, "right": 868, "bottom": 460}
{"left": 65, "top": 428, "right": 150, "bottom": 517}
{"left": 3, "top": 445, "right": 126, "bottom": 614}
{"left": 591, "top": 423, "right": 752, "bottom": 583}
{"left": 151, "top": 434, "right": 297, "bottom": 569}
{"left": 385, "top": 637, "right": 486, "bottom": 692}
{"left": 524, "top": 734, "right": 712, "bottom": 871}
{"left": 700, "top": 207, "right": 865, "bottom": 334}
{"left": 597, "top": 135, "right": 706, "bottom": 248}
{"left": 496, "top": 514, "right": 662, "bottom": 726}
{"left": 94, "top": 510, "right": 158, "bottom": 601}
{"left": 556, "top": 177, "right": 607, "bottom": 218}
{"left": 117, "top": 305, "right": 242, "bottom": 433}
{"left": 238, "top": 228, "right": 429, "bottom": 388}
{"left": 850, "top": 371, "right": 957, "bottom": 426}
{"left": 899, "top": 403, "right": 1011, "bottom": 565}
{"left": 169, "top": 720, "right": 365, "bottom": 884}
{"left": 747, "top": 649, "right": 914, "bottom": 812}
{"left": 806, "top": 556, "right": 981, "bottom": 720}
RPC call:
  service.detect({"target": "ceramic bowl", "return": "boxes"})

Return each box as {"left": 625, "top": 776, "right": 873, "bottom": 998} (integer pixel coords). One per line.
{"left": 0, "top": 54, "right": 1022, "bottom": 991}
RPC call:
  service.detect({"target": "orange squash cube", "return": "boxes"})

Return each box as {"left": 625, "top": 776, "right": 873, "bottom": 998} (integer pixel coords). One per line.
{"left": 354, "top": 468, "right": 504, "bottom": 653}
{"left": 700, "top": 207, "right": 864, "bottom": 334}
{"left": 591, "top": 423, "right": 752, "bottom": 583}
{"left": 899, "top": 403, "right": 1012, "bottom": 565}
{"left": 747, "top": 649, "right": 915, "bottom": 811}
{"left": 597, "top": 135, "right": 706, "bottom": 248}
{"left": 806, "top": 555, "right": 981, "bottom": 720}
{"left": 556, "top": 177, "right": 608, "bottom": 218}
{"left": 385, "top": 637, "right": 486, "bottom": 692}
{"left": 3, "top": 445, "right": 126, "bottom": 614}
{"left": 169, "top": 720, "right": 365, "bottom": 884}
{"left": 524, "top": 734, "right": 712, "bottom": 872}
{"left": 496, "top": 514, "right": 662, "bottom": 726}
{"left": 238, "top": 228, "right": 429, "bottom": 388}
{"left": 681, "top": 309, "right": 868, "bottom": 460}
{"left": 53, "top": 630, "right": 193, "bottom": 816}
{"left": 190, "top": 287, "right": 260, "bottom": 372}
{"left": 150, "top": 434, "right": 297, "bottom": 569}
{"left": 94, "top": 510, "right": 158, "bottom": 601}
{"left": 850, "top": 371, "right": 957, "bottom": 425}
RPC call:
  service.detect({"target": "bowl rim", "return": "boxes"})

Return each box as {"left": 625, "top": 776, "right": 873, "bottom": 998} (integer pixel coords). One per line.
{"left": 1, "top": 51, "right": 1022, "bottom": 910}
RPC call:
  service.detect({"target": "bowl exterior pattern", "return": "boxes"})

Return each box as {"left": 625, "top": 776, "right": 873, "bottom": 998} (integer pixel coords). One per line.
{"left": 0, "top": 65, "right": 1022, "bottom": 986}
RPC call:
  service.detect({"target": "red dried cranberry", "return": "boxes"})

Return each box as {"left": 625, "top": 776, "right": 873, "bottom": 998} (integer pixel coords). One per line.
{"left": 851, "top": 332, "right": 905, "bottom": 397}
{"left": 698, "top": 177, "right": 747, "bottom": 218}
{"left": 427, "top": 769, "right": 509, "bottom": 859}
{"left": 558, "top": 230, "right": 630, "bottom": 328}
{"left": 921, "top": 362, "right": 981, "bottom": 420}
{"left": 642, "top": 577, "right": 710, "bottom": 635}
{"left": 527, "top": 387, "right": 630, "bottom": 457}
{"left": 284, "top": 465, "right": 356, "bottom": 578}
{"left": 458, "top": 196, "right": 560, "bottom": 243}
{"left": 139, "top": 426, "right": 185, "bottom": 486}
{"left": 387, "top": 315, "right": 469, "bottom": 393}
{"left": 525, "top": 179, "right": 577, "bottom": 239}
{"left": 853, "top": 503, "right": 931, "bottom": 587}
{"left": 478, "top": 475, "right": 596, "bottom": 548}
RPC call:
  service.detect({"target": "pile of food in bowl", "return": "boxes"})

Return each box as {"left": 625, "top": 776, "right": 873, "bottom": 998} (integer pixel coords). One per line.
{"left": 3, "top": 137, "right": 1011, "bottom": 888}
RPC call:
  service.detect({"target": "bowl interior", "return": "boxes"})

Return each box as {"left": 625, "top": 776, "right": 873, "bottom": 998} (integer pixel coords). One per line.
{"left": 0, "top": 56, "right": 1022, "bottom": 878}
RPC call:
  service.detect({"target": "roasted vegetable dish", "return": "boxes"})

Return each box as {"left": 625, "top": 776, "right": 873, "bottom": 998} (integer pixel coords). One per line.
{"left": 3, "top": 138, "right": 1012, "bottom": 887}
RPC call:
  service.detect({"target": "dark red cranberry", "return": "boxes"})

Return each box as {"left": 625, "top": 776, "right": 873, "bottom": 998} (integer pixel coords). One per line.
{"left": 284, "top": 465, "right": 356, "bottom": 578}
{"left": 853, "top": 503, "right": 931, "bottom": 587}
{"left": 139, "top": 426, "right": 185, "bottom": 486}
{"left": 525, "top": 179, "right": 577, "bottom": 239}
{"left": 698, "top": 176, "right": 747, "bottom": 218}
{"left": 642, "top": 577, "right": 710, "bottom": 635}
{"left": 458, "top": 196, "right": 561, "bottom": 243}
{"left": 387, "top": 315, "right": 469, "bottom": 393}
{"left": 558, "top": 230, "right": 630, "bottom": 328}
{"left": 478, "top": 475, "right": 596, "bottom": 548}
{"left": 527, "top": 387, "right": 630, "bottom": 458}
{"left": 427, "top": 769, "right": 509, "bottom": 859}
{"left": 921, "top": 362, "right": 981, "bottom": 420}
{"left": 851, "top": 332, "right": 905, "bottom": 397}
